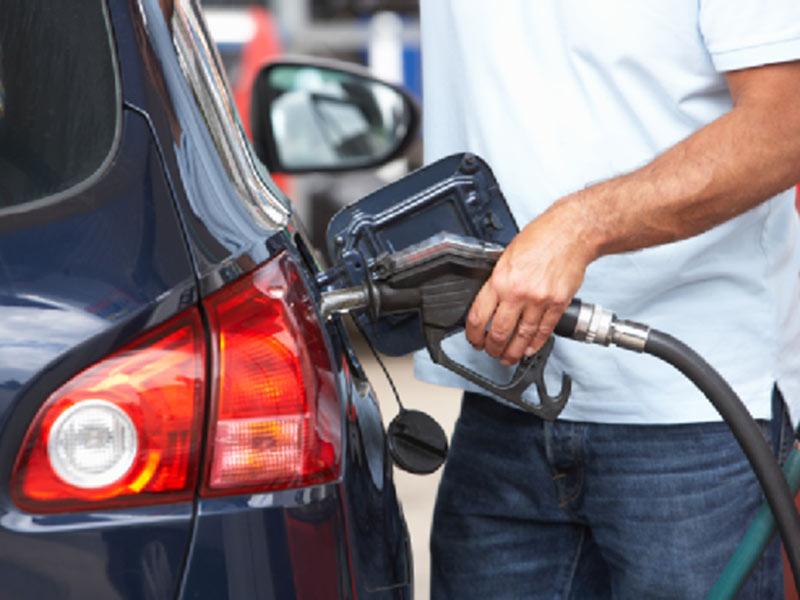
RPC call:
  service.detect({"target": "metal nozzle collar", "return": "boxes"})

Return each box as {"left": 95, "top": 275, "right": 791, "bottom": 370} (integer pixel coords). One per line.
{"left": 573, "top": 302, "right": 650, "bottom": 352}
{"left": 574, "top": 303, "right": 615, "bottom": 345}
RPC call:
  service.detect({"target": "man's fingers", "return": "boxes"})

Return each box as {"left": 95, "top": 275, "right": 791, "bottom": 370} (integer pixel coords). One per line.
{"left": 497, "top": 306, "right": 541, "bottom": 365}
{"left": 524, "top": 305, "right": 565, "bottom": 357}
{"left": 465, "top": 284, "right": 498, "bottom": 351}
{"left": 483, "top": 302, "right": 524, "bottom": 358}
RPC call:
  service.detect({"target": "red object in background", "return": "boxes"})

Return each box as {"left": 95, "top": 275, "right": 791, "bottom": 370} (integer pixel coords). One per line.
{"left": 795, "top": 184, "right": 799, "bottom": 212}
{"left": 229, "top": 8, "right": 281, "bottom": 142}
{"left": 788, "top": 541, "right": 799, "bottom": 599}
{"left": 234, "top": 7, "right": 292, "bottom": 196}
{"left": 206, "top": 6, "right": 292, "bottom": 196}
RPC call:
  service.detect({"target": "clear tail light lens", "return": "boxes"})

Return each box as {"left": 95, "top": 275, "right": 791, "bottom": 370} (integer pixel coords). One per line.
{"left": 10, "top": 310, "right": 206, "bottom": 513}
{"left": 202, "top": 251, "right": 340, "bottom": 495}
{"left": 48, "top": 399, "right": 138, "bottom": 489}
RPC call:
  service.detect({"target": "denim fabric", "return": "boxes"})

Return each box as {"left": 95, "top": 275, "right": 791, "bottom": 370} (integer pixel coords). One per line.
{"left": 430, "top": 389, "right": 793, "bottom": 599}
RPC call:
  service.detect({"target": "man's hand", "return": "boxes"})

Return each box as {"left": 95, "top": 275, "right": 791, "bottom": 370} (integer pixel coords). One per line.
{"left": 465, "top": 195, "right": 598, "bottom": 365}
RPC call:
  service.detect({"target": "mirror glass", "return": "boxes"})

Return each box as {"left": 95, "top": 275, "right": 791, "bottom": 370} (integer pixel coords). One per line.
{"left": 264, "top": 64, "right": 414, "bottom": 171}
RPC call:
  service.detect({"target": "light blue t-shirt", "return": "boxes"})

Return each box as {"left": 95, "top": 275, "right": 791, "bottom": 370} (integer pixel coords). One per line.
{"left": 415, "top": 0, "right": 800, "bottom": 424}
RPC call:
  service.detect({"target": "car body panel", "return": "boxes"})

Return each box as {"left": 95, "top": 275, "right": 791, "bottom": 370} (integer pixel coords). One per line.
{"left": 0, "top": 105, "right": 198, "bottom": 598}
{"left": 112, "top": 0, "right": 290, "bottom": 292}
{"left": 0, "top": 106, "right": 197, "bottom": 441}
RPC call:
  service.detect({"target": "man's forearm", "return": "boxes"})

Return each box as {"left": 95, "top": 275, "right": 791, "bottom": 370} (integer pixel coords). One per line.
{"left": 563, "top": 61, "right": 800, "bottom": 262}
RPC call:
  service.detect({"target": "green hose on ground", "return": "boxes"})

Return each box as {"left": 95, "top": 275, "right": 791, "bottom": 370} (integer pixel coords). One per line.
{"left": 707, "top": 445, "right": 800, "bottom": 599}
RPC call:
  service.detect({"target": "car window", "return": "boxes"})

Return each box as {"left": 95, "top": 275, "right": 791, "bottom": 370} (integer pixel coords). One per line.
{"left": 0, "top": 0, "right": 118, "bottom": 209}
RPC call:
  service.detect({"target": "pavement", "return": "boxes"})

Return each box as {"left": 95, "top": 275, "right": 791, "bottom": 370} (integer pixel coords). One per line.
{"left": 351, "top": 332, "right": 461, "bottom": 600}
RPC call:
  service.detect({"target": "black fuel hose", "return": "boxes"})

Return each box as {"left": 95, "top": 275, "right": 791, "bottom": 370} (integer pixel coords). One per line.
{"left": 643, "top": 330, "right": 800, "bottom": 593}
{"left": 555, "top": 299, "right": 800, "bottom": 594}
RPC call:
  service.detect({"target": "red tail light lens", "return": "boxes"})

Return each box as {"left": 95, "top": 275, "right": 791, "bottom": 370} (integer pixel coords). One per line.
{"left": 10, "top": 309, "right": 206, "bottom": 513}
{"left": 202, "top": 251, "right": 340, "bottom": 495}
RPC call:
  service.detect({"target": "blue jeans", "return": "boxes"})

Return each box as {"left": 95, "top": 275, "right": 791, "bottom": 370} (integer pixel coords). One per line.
{"left": 430, "top": 389, "right": 793, "bottom": 599}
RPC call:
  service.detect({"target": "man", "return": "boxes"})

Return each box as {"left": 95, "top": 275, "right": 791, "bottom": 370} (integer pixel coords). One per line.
{"left": 415, "top": 2, "right": 800, "bottom": 598}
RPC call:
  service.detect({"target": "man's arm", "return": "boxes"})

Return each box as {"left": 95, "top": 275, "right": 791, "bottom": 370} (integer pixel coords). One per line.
{"left": 465, "top": 60, "right": 800, "bottom": 365}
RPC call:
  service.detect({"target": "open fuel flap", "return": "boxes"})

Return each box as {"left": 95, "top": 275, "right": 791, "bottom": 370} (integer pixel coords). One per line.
{"left": 319, "top": 153, "right": 515, "bottom": 353}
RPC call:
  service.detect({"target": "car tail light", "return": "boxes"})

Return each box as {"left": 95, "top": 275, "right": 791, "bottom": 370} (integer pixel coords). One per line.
{"left": 10, "top": 310, "right": 206, "bottom": 513}
{"left": 201, "top": 251, "right": 340, "bottom": 496}
{"left": 10, "top": 252, "right": 339, "bottom": 513}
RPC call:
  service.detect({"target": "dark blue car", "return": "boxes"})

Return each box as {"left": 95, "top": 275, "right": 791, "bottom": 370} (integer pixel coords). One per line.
{"left": 0, "top": 0, "right": 418, "bottom": 597}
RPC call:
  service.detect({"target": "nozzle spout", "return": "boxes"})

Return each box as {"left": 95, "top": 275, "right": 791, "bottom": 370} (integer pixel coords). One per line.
{"left": 320, "top": 285, "right": 370, "bottom": 321}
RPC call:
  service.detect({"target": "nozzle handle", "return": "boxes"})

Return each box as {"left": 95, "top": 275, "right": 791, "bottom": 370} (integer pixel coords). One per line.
{"left": 424, "top": 327, "right": 571, "bottom": 420}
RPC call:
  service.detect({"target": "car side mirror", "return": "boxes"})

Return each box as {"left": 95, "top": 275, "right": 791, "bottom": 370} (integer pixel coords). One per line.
{"left": 251, "top": 59, "right": 420, "bottom": 174}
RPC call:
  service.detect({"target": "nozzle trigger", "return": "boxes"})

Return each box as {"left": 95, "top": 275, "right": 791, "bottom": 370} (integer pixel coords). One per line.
{"left": 424, "top": 329, "right": 571, "bottom": 420}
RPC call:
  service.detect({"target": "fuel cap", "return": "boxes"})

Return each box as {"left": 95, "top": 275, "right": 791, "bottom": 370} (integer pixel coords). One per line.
{"left": 387, "top": 409, "right": 448, "bottom": 475}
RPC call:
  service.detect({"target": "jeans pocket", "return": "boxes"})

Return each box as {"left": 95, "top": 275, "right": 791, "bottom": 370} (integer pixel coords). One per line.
{"left": 771, "top": 386, "right": 795, "bottom": 464}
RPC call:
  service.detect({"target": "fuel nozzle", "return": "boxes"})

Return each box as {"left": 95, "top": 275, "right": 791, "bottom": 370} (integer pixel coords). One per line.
{"left": 319, "top": 234, "right": 651, "bottom": 419}
{"left": 319, "top": 233, "right": 571, "bottom": 420}
{"left": 320, "top": 233, "right": 499, "bottom": 322}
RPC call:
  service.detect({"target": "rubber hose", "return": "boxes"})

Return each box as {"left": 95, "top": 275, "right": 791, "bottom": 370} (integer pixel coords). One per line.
{"left": 707, "top": 447, "right": 800, "bottom": 599}
{"left": 644, "top": 330, "right": 800, "bottom": 595}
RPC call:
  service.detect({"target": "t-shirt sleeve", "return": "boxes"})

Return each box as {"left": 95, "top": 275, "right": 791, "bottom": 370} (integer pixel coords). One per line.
{"left": 699, "top": 0, "right": 800, "bottom": 72}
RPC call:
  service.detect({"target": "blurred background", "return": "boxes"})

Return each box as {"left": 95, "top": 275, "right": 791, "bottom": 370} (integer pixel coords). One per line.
{"left": 199, "top": 2, "right": 460, "bottom": 598}
{"left": 201, "top": 0, "right": 424, "bottom": 251}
